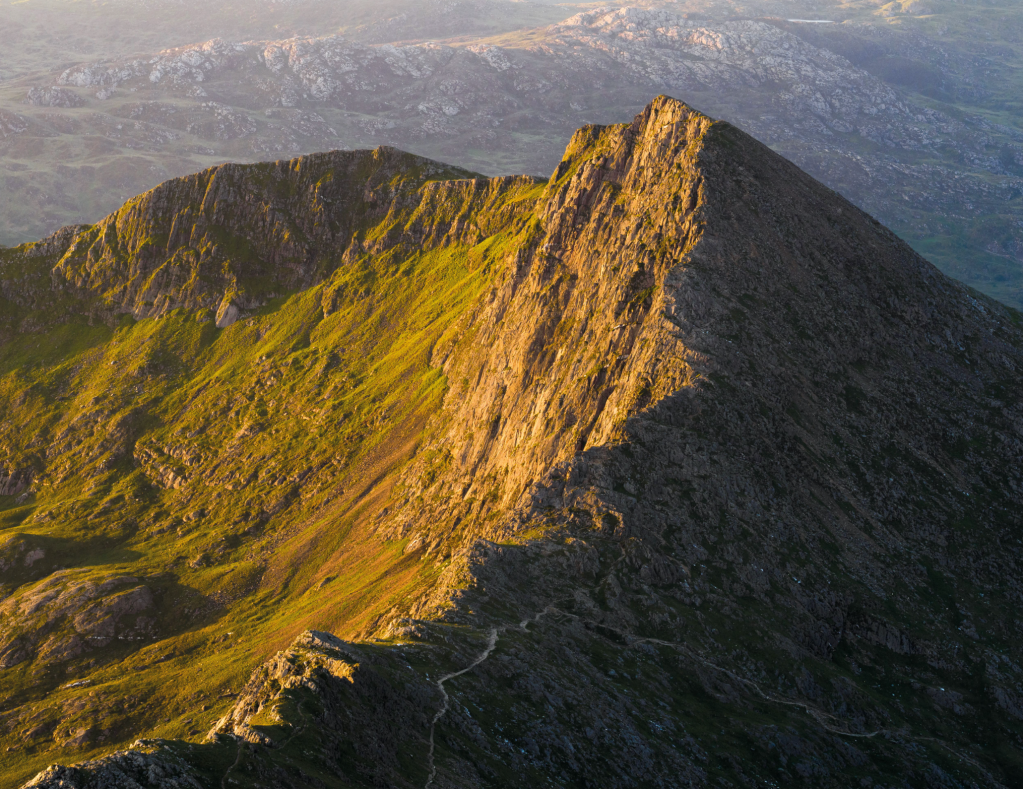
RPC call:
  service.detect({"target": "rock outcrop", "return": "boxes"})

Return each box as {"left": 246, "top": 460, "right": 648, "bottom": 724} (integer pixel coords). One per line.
{"left": 1, "top": 574, "right": 155, "bottom": 669}
{"left": 22, "top": 744, "right": 204, "bottom": 789}
{"left": 208, "top": 630, "right": 435, "bottom": 787}
{"left": 0, "top": 467, "right": 30, "bottom": 497}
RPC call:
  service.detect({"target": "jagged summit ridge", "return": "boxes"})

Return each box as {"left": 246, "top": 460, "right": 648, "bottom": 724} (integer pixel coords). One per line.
{"left": 45, "top": 147, "right": 480, "bottom": 322}
{"left": 3, "top": 97, "right": 1023, "bottom": 787}
{"left": 385, "top": 95, "right": 996, "bottom": 555}
{"left": 0, "top": 143, "right": 548, "bottom": 342}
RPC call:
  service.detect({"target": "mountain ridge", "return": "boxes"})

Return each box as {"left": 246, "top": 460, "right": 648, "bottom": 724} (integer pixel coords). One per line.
{"left": 2, "top": 96, "right": 1023, "bottom": 788}
{"left": 5, "top": 3, "right": 1022, "bottom": 308}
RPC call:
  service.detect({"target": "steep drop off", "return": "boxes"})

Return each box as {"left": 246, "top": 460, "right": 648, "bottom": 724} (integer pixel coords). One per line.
{"left": 3, "top": 97, "right": 1023, "bottom": 788}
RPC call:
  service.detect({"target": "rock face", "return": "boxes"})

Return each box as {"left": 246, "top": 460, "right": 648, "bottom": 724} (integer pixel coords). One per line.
{"left": 8, "top": 97, "right": 1023, "bottom": 787}
{"left": 0, "top": 467, "right": 30, "bottom": 497}
{"left": 0, "top": 573, "right": 155, "bottom": 669}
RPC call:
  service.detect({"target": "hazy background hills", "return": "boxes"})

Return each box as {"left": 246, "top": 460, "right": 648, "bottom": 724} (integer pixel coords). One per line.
{"left": 1, "top": 0, "right": 1021, "bottom": 305}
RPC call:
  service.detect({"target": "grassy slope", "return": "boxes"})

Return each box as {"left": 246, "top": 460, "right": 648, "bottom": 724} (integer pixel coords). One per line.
{"left": 0, "top": 183, "right": 545, "bottom": 783}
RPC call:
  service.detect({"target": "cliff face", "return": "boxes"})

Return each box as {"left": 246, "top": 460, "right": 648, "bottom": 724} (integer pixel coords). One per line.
{"left": 389, "top": 95, "right": 1023, "bottom": 564}
{"left": 4, "top": 97, "right": 1023, "bottom": 788}
{"left": 42, "top": 148, "right": 495, "bottom": 322}
{"left": 388, "top": 104, "right": 710, "bottom": 543}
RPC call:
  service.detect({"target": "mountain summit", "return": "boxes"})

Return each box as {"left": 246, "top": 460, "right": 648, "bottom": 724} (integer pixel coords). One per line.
{"left": 3, "top": 96, "right": 1022, "bottom": 788}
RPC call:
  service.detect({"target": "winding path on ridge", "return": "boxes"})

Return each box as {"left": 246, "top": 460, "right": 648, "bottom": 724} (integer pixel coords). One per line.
{"left": 423, "top": 608, "right": 557, "bottom": 788}
{"left": 423, "top": 627, "right": 498, "bottom": 789}
{"left": 221, "top": 739, "right": 244, "bottom": 789}
{"left": 419, "top": 600, "right": 989, "bottom": 786}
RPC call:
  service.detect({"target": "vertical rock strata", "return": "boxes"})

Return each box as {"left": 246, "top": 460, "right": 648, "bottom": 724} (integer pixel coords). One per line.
{"left": 7, "top": 96, "right": 1023, "bottom": 787}
{"left": 394, "top": 104, "right": 710, "bottom": 526}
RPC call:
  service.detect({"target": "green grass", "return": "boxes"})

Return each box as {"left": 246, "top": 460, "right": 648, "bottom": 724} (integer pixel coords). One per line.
{"left": 0, "top": 164, "right": 550, "bottom": 784}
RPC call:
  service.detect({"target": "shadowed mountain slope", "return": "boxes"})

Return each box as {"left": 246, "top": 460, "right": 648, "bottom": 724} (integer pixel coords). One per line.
{"left": 3, "top": 96, "right": 1023, "bottom": 788}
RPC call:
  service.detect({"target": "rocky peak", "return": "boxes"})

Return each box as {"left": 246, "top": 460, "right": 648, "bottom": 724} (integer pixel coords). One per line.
{"left": 5, "top": 97, "right": 1023, "bottom": 788}
{"left": 384, "top": 100, "right": 710, "bottom": 543}
{"left": 386, "top": 94, "right": 1017, "bottom": 560}
{"left": 46, "top": 147, "right": 481, "bottom": 322}
{"left": 0, "top": 143, "right": 550, "bottom": 345}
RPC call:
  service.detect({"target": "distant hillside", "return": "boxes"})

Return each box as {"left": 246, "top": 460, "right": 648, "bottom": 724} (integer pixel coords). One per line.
{"left": 1, "top": 2, "right": 1022, "bottom": 308}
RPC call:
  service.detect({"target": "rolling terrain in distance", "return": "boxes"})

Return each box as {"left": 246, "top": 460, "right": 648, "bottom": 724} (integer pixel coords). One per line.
{"left": 1, "top": 0, "right": 1022, "bottom": 306}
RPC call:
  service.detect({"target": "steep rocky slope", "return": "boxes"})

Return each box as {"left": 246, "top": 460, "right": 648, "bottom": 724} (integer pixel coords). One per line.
{"left": 3, "top": 96, "right": 1023, "bottom": 787}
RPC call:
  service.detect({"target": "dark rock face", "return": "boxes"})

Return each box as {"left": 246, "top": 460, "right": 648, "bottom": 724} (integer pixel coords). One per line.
{"left": 0, "top": 467, "right": 30, "bottom": 497}
{"left": 10, "top": 97, "right": 1023, "bottom": 787}
{"left": 48, "top": 148, "right": 479, "bottom": 322}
